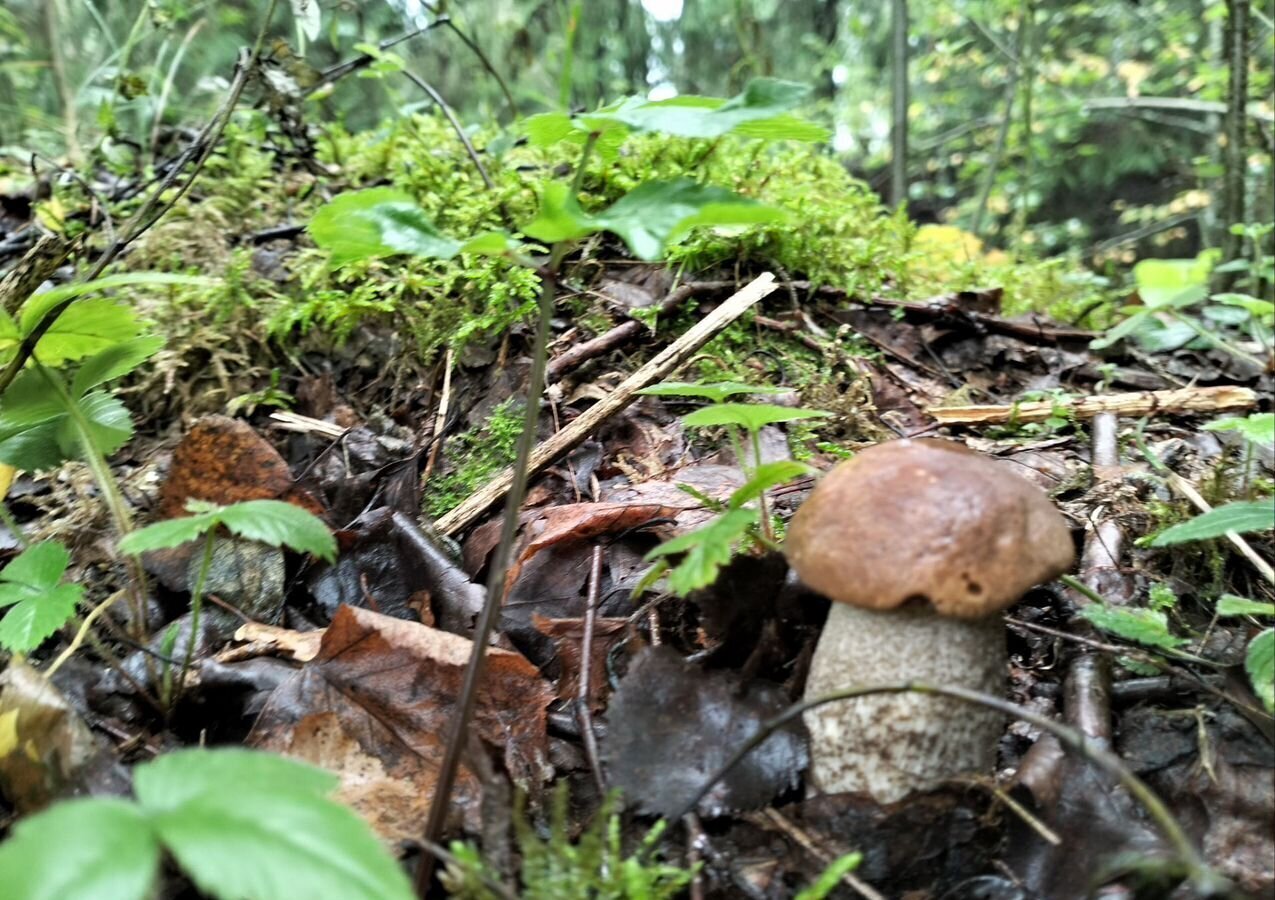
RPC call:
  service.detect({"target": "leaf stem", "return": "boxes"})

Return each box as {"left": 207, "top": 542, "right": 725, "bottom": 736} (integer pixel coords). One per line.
{"left": 415, "top": 247, "right": 564, "bottom": 893}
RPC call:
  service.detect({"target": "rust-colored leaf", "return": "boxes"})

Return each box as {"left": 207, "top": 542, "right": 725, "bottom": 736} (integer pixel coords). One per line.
{"left": 146, "top": 415, "right": 325, "bottom": 589}
{"left": 249, "top": 605, "right": 553, "bottom": 842}
{"left": 504, "top": 502, "right": 679, "bottom": 594}
{"left": 157, "top": 415, "right": 322, "bottom": 518}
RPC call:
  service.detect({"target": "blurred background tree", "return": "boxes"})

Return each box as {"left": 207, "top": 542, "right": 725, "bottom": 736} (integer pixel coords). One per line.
{"left": 0, "top": 0, "right": 1271, "bottom": 269}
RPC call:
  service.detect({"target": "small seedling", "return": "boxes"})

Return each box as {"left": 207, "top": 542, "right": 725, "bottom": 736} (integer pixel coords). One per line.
{"left": 636, "top": 380, "right": 829, "bottom": 595}
{"left": 0, "top": 541, "right": 83, "bottom": 653}
{"left": 117, "top": 498, "right": 336, "bottom": 697}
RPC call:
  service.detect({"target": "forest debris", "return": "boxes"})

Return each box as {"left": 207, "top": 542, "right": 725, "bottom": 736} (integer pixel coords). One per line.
{"left": 308, "top": 509, "right": 483, "bottom": 632}
{"left": 146, "top": 415, "right": 326, "bottom": 590}
{"left": 603, "top": 645, "right": 807, "bottom": 819}
{"left": 0, "top": 661, "right": 129, "bottom": 812}
{"left": 1160, "top": 466, "right": 1275, "bottom": 584}
{"left": 231, "top": 622, "right": 324, "bottom": 662}
{"left": 927, "top": 385, "right": 1257, "bottom": 425}
{"left": 433, "top": 272, "right": 778, "bottom": 535}
{"left": 503, "top": 501, "right": 681, "bottom": 594}
{"left": 249, "top": 605, "right": 554, "bottom": 842}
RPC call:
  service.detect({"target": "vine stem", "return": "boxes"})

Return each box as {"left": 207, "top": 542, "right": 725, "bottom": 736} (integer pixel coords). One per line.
{"left": 414, "top": 249, "right": 564, "bottom": 894}
{"left": 665, "top": 681, "right": 1229, "bottom": 896}
{"left": 34, "top": 365, "right": 149, "bottom": 641}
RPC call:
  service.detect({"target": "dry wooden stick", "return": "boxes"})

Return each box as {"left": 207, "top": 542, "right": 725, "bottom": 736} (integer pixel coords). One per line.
{"left": 433, "top": 272, "right": 778, "bottom": 535}
{"left": 1163, "top": 469, "right": 1275, "bottom": 584}
{"left": 927, "top": 385, "right": 1257, "bottom": 425}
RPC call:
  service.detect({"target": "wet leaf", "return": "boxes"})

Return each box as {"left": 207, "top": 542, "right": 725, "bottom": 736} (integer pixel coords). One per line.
{"left": 250, "top": 605, "right": 554, "bottom": 842}
{"left": 603, "top": 645, "right": 806, "bottom": 818}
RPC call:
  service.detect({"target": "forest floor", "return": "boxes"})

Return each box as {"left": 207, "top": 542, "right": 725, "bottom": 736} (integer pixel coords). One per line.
{"left": 0, "top": 109, "right": 1272, "bottom": 900}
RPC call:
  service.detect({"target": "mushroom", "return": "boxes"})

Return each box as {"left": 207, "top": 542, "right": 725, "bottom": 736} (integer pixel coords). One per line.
{"left": 784, "top": 439, "right": 1074, "bottom": 803}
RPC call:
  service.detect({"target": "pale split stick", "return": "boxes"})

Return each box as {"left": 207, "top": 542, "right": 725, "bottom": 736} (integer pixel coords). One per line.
{"left": 927, "top": 385, "right": 1257, "bottom": 425}
{"left": 1163, "top": 470, "right": 1275, "bottom": 585}
{"left": 434, "top": 272, "right": 778, "bottom": 535}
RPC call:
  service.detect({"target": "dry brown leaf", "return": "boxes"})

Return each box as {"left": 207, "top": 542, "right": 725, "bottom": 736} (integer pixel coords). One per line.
{"left": 232, "top": 622, "right": 325, "bottom": 662}
{"left": 249, "top": 605, "right": 553, "bottom": 843}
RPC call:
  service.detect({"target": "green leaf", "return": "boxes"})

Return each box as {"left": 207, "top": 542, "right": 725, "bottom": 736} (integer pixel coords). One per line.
{"left": 1131, "top": 256, "right": 1213, "bottom": 307}
{"left": 134, "top": 748, "right": 337, "bottom": 811}
{"left": 795, "top": 852, "right": 863, "bottom": 900}
{"left": 645, "top": 507, "right": 757, "bottom": 596}
{"left": 729, "top": 460, "right": 814, "bottom": 509}
{"left": 217, "top": 500, "right": 337, "bottom": 562}
{"left": 593, "top": 179, "right": 785, "bottom": 261}
{"left": 637, "top": 381, "right": 786, "bottom": 403}
{"left": 682, "top": 402, "right": 831, "bottom": 433}
{"left": 1216, "top": 594, "right": 1275, "bottom": 618}
{"left": 459, "top": 231, "right": 519, "bottom": 256}
{"left": 0, "top": 540, "right": 71, "bottom": 589}
{"left": 117, "top": 509, "right": 222, "bottom": 555}
{"left": 1211, "top": 293, "right": 1275, "bottom": 322}
{"left": 309, "top": 188, "right": 462, "bottom": 267}
{"left": 56, "top": 390, "right": 135, "bottom": 459}
{"left": 0, "top": 798, "right": 158, "bottom": 900}
{"left": 0, "top": 582, "right": 82, "bottom": 652}
{"left": 16, "top": 273, "right": 209, "bottom": 335}
{"left": 136, "top": 750, "right": 411, "bottom": 900}
{"left": 71, "top": 336, "right": 165, "bottom": 396}
{"left": 1080, "top": 604, "right": 1186, "bottom": 651}
{"left": 520, "top": 182, "right": 597, "bottom": 245}
{"left": 0, "top": 540, "right": 82, "bottom": 652}
{"left": 22, "top": 299, "right": 143, "bottom": 367}
{"left": 1203, "top": 413, "right": 1275, "bottom": 447}
{"left": 1245, "top": 628, "right": 1274, "bottom": 714}
{"left": 523, "top": 179, "right": 785, "bottom": 261}
{"left": 588, "top": 79, "right": 818, "bottom": 139}
{"left": 118, "top": 500, "right": 335, "bottom": 562}
{"left": 1148, "top": 501, "right": 1275, "bottom": 546}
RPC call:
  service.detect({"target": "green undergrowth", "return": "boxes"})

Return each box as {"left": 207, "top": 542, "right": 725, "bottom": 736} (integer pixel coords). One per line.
{"left": 110, "top": 111, "right": 1107, "bottom": 372}
{"left": 424, "top": 398, "right": 525, "bottom": 518}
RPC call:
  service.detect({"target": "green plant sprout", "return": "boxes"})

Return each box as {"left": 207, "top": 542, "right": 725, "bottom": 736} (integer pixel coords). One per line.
{"left": 117, "top": 498, "right": 336, "bottom": 703}
{"left": 0, "top": 541, "right": 83, "bottom": 653}
{"left": 1092, "top": 244, "right": 1273, "bottom": 368}
{"left": 441, "top": 787, "right": 695, "bottom": 900}
{"left": 634, "top": 380, "right": 828, "bottom": 595}
{"left": 0, "top": 748, "right": 413, "bottom": 900}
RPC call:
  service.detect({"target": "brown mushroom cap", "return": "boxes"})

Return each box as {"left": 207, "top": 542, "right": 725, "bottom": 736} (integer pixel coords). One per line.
{"left": 785, "top": 439, "right": 1074, "bottom": 618}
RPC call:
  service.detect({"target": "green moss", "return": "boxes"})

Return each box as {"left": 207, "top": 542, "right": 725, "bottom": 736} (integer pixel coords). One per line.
{"left": 115, "top": 109, "right": 1107, "bottom": 372}
{"left": 424, "top": 399, "right": 525, "bottom": 518}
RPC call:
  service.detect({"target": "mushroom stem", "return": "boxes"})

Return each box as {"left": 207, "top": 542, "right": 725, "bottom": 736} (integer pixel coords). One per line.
{"left": 803, "top": 601, "right": 1006, "bottom": 802}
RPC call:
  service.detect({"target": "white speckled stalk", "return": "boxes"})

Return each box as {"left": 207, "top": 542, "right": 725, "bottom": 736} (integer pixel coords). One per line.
{"left": 803, "top": 601, "right": 1007, "bottom": 803}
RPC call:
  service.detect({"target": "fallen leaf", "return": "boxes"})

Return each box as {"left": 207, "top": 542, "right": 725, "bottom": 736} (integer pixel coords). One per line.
{"left": 505, "top": 502, "right": 680, "bottom": 594}
{"left": 603, "top": 644, "right": 807, "bottom": 819}
{"left": 531, "top": 614, "right": 628, "bottom": 710}
{"left": 249, "top": 605, "right": 554, "bottom": 842}
{"left": 232, "top": 622, "right": 324, "bottom": 662}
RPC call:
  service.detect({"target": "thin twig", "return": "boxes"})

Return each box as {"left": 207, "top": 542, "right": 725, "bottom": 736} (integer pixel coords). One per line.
{"left": 576, "top": 544, "right": 607, "bottom": 794}
{"left": 434, "top": 274, "right": 777, "bottom": 535}
{"left": 747, "top": 808, "right": 887, "bottom": 900}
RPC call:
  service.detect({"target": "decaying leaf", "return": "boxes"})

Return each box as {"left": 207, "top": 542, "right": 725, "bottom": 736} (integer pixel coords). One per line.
{"left": 249, "top": 605, "right": 554, "bottom": 843}
{"left": 0, "top": 661, "right": 128, "bottom": 812}
{"left": 146, "top": 415, "right": 325, "bottom": 590}
{"left": 531, "top": 614, "right": 628, "bottom": 710}
{"left": 603, "top": 644, "right": 807, "bottom": 819}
